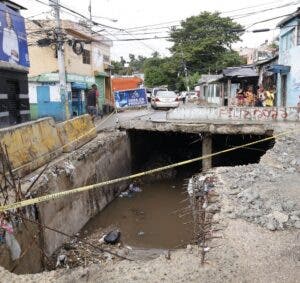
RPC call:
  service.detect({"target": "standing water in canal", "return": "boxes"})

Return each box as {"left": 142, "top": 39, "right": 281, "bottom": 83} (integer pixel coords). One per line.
{"left": 84, "top": 179, "right": 193, "bottom": 249}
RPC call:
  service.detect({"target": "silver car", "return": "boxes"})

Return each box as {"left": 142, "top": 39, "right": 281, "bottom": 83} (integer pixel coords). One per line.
{"left": 151, "top": 91, "right": 180, "bottom": 109}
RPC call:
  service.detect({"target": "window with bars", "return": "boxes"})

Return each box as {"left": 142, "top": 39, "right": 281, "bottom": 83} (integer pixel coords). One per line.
{"left": 82, "top": 49, "right": 91, "bottom": 64}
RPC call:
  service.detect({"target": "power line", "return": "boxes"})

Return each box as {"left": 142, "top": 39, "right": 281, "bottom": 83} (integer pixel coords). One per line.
{"left": 29, "top": 0, "right": 124, "bottom": 31}
{"left": 231, "top": 0, "right": 300, "bottom": 19}
{"left": 109, "top": 0, "right": 297, "bottom": 33}
{"left": 246, "top": 12, "right": 294, "bottom": 29}
{"left": 221, "top": 0, "right": 291, "bottom": 14}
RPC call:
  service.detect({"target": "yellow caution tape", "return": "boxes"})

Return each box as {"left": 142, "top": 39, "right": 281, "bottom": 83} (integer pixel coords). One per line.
{"left": 0, "top": 129, "right": 297, "bottom": 212}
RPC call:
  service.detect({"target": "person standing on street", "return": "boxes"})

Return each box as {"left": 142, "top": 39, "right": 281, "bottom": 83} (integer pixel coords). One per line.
{"left": 264, "top": 86, "right": 275, "bottom": 107}
{"left": 86, "top": 84, "right": 98, "bottom": 120}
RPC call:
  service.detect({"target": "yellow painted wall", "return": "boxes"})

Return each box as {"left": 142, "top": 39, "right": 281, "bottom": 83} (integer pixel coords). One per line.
{"left": 0, "top": 116, "right": 96, "bottom": 176}
{"left": 64, "top": 44, "right": 93, "bottom": 76}
{"left": 28, "top": 46, "right": 59, "bottom": 77}
{"left": 27, "top": 20, "right": 112, "bottom": 78}
{"left": 0, "top": 118, "right": 63, "bottom": 176}
{"left": 56, "top": 114, "right": 96, "bottom": 152}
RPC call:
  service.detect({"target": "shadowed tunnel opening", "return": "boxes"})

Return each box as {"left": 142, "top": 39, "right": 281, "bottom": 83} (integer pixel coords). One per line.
{"left": 84, "top": 129, "right": 275, "bottom": 251}
{"left": 128, "top": 130, "right": 275, "bottom": 175}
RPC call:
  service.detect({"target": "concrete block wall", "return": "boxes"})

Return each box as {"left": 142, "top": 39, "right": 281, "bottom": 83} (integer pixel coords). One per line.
{"left": 0, "top": 115, "right": 96, "bottom": 176}
{"left": 56, "top": 114, "right": 97, "bottom": 152}
{"left": 0, "top": 118, "right": 62, "bottom": 176}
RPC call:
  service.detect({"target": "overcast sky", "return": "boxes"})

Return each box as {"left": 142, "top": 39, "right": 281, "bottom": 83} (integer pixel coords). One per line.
{"left": 18, "top": 0, "right": 300, "bottom": 60}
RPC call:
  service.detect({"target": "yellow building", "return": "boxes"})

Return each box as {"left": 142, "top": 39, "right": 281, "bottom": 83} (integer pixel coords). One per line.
{"left": 26, "top": 19, "right": 113, "bottom": 120}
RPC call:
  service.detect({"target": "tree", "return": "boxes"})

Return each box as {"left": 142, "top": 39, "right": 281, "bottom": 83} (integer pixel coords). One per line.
{"left": 169, "top": 12, "right": 245, "bottom": 74}
{"left": 188, "top": 72, "right": 201, "bottom": 89}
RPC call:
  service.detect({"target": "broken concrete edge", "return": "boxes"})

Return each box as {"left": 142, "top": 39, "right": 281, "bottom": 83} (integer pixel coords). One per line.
{"left": 0, "top": 115, "right": 97, "bottom": 177}
{"left": 119, "top": 119, "right": 275, "bottom": 135}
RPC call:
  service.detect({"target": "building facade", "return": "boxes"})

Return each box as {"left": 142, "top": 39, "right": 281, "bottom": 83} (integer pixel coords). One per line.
{"left": 276, "top": 8, "right": 300, "bottom": 107}
{"left": 0, "top": 0, "right": 30, "bottom": 127}
{"left": 197, "top": 75, "right": 222, "bottom": 105}
{"left": 27, "top": 19, "right": 113, "bottom": 121}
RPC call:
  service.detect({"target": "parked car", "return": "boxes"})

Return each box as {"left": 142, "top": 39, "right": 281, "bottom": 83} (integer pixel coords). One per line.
{"left": 151, "top": 90, "right": 180, "bottom": 109}
{"left": 151, "top": 87, "right": 168, "bottom": 97}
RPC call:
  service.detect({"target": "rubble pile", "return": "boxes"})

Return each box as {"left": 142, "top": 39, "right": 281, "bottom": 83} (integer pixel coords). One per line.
{"left": 216, "top": 134, "right": 300, "bottom": 231}
{"left": 52, "top": 226, "right": 125, "bottom": 270}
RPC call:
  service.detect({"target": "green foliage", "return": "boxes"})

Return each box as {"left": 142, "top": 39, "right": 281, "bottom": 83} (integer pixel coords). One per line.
{"left": 169, "top": 11, "right": 244, "bottom": 74}
{"left": 112, "top": 12, "right": 245, "bottom": 91}
{"left": 188, "top": 72, "right": 201, "bottom": 88}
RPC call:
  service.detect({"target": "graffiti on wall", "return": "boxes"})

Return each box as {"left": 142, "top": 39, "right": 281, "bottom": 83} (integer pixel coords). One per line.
{"left": 218, "top": 107, "right": 299, "bottom": 121}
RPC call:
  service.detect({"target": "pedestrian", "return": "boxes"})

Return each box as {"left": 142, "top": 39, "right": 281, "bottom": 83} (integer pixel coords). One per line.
{"left": 86, "top": 84, "right": 98, "bottom": 121}
{"left": 181, "top": 91, "right": 186, "bottom": 104}
{"left": 264, "top": 86, "right": 275, "bottom": 107}
{"left": 255, "top": 85, "right": 265, "bottom": 107}
{"left": 235, "top": 89, "right": 244, "bottom": 106}
{"left": 245, "top": 86, "right": 254, "bottom": 106}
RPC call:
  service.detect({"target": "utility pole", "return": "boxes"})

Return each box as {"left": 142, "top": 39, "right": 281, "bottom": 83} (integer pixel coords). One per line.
{"left": 50, "top": 0, "right": 70, "bottom": 120}
{"left": 180, "top": 42, "right": 190, "bottom": 92}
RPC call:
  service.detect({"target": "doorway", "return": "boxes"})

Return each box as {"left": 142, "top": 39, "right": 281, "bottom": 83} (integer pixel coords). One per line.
{"left": 6, "top": 80, "right": 20, "bottom": 125}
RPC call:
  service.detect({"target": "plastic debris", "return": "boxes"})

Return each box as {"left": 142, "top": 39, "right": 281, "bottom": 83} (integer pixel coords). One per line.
{"left": 56, "top": 253, "right": 69, "bottom": 269}
{"left": 104, "top": 230, "right": 121, "bottom": 245}
{"left": 5, "top": 232, "right": 21, "bottom": 260}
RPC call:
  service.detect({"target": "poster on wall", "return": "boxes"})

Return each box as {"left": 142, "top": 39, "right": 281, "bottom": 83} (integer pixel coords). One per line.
{"left": 0, "top": 4, "right": 30, "bottom": 67}
{"left": 114, "top": 88, "right": 147, "bottom": 109}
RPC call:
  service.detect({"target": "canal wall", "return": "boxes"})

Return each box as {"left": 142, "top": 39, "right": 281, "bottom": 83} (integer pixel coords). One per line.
{"left": 0, "top": 131, "right": 131, "bottom": 274}
{"left": 35, "top": 131, "right": 131, "bottom": 255}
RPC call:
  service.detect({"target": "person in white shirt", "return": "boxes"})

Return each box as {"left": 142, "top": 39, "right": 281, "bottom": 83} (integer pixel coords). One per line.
{"left": 2, "top": 11, "right": 19, "bottom": 63}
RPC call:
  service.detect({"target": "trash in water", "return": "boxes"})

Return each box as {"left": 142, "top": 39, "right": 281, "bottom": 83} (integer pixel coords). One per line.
{"left": 119, "top": 183, "right": 142, "bottom": 198}
{"left": 104, "top": 230, "right": 121, "bottom": 244}
{"left": 119, "top": 191, "right": 134, "bottom": 198}
{"left": 129, "top": 183, "right": 142, "bottom": 193}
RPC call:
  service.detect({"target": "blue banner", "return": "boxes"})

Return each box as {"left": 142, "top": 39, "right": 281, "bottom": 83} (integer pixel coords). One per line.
{"left": 0, "top": 4, "right": 29, "bottom": 67}
{"left": 114, "top": 88, "right": 147, "bottom": 108}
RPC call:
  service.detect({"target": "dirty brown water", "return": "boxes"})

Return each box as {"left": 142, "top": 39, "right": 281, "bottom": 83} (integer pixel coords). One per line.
{"left": 84, "top": 178, "right": 193, "bottom": 249}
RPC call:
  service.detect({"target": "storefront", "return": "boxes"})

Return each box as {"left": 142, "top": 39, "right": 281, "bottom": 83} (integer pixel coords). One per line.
{"left": 28, "top": 73, "right": 95, "bottom": 121}
{"left": 71, "top": 82, "right": 86, "bottom": 116}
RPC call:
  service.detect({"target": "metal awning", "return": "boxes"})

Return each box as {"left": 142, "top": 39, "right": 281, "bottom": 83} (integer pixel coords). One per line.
{"left": 267, "top": 64, "right": 290, "bottom": 74}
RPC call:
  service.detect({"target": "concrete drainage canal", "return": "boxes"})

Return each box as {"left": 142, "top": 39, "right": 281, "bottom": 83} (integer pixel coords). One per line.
{"left": 0, "top": 129, "right": 275, "bottom": 273}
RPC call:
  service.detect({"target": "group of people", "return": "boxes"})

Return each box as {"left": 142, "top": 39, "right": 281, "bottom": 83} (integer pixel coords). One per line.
{"left": 236, "top": 85, "right": 275, "bottom": 107}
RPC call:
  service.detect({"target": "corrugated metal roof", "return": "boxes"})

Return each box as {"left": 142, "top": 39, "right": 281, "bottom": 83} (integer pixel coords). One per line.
{"left": 222, "top": 66, "right": 258, "bottom": 78}
{"left": 198, "top": 74, "right": 222, "bottom": 84}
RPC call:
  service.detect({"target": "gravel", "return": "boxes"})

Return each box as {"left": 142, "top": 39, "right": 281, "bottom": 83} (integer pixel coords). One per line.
{"left": 216, "top": 132, "right": 300, "bottom": 231}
